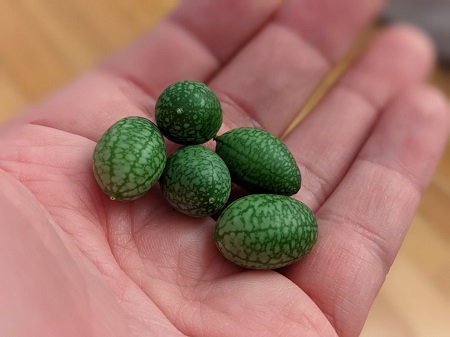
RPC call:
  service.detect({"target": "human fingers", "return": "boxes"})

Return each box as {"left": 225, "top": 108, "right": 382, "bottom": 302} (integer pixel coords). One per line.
{"left": 209, "top": 0, "right": 385, "bottom": 135}
{"left": 285, "top": 25, "right": 435, "bottom": 211}
{"left": 104, "top": 0, "right": 281, "bottom": 96}
{"left": 284, "top": 85, "right": 450, "bottom": 337}
{"left": 16, "top": 0, "right": 280, "bottom": 141}
{"left": 18, "top": 0, "right": 384, "bottom": 142}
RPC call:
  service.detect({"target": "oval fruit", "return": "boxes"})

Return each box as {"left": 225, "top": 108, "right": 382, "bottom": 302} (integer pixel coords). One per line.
{"left": 214, "top": 127, "right": 301, "bottom": 195}
{"left": 160, "top": 145, "right": 231, "bottom": 217}
{"left": 155, "top": 81, "right": 223, "bottom": 145}
{"left": 93, "top": 116, "right": 166, "bottom": 201}
{"left": 213, "top": 194, "right": 318, "bottom": 269}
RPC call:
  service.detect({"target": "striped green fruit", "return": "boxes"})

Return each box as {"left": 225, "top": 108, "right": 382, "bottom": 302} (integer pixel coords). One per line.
{"left": 214, "top": 127, "right": 301, "bottom": 195}
{"left": 160, "top": 145, "right": 231, "bottom": 217}
{"left": 213, "top": 194, "right": 318, "bottom": 269}
{"left": 92, "top": 116, "right": 166, "bottom": 201}
{"left": 155, "top": 80, "right": 223, "bottom": 145}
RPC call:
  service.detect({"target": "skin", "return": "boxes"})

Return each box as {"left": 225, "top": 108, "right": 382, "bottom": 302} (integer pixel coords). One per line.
{"left": 0, "top": 1, "right": 449, "bottom": 336}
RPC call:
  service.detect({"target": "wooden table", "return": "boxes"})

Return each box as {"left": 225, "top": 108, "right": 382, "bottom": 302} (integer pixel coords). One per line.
{"left": 0, "top": 1, "right": 449, "bottom": 336}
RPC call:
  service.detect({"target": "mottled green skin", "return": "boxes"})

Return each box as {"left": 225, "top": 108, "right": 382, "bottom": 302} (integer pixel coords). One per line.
{"left": 93, "top": 116, "right": 166, "bottom": 201}
{"left": 155, "top": 81, "right": 223, "bottom": 145}
{"left": 214, "top": 194, "right": 318, "bottom": 269}
{"left": 160, "top": 145, "right": 231, "bottom": 217}
{"left": 214, "top": 127, "right": 301, "bottom": 195}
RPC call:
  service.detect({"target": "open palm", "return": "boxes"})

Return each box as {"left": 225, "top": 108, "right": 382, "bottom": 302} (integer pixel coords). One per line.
{"left": 1, "top": 1, "right": 449, "bottom": 336}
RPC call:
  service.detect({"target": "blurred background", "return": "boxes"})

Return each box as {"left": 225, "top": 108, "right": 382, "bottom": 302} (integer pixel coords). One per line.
{"left": 384, "top": 0, "right": 450, "bottom": 64}
{"left": 0, "top": 1, "right": 448, "bottom": 336}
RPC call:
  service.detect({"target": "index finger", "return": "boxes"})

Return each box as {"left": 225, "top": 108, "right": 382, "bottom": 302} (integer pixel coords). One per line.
{"left": 104, "top": 0, "right": 282, "bottom": 97}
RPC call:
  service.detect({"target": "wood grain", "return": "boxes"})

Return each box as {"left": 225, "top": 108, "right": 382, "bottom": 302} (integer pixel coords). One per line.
{"left": 0, "top": 1, "right": 449, "bottom": 335}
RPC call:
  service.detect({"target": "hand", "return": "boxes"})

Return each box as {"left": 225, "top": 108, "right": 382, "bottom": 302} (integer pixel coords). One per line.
{"left": 0, "top": 1, "right": 448, "bottom": 336}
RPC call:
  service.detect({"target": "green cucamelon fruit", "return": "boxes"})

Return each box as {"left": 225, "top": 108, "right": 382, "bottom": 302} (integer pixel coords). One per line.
{"left": 92, "top": 116, "right": 166, "bottom": 201}
{"left": 214, "top": 194, "right": 318, "bottom": 269}
{"left": 160, "top": 145, "right": 231, "bottom": 217}
{"left": 214, "top": 127, "right": 301, "bottom": 195}
{"left": 155, "top": 81, "right": 223, "bottom": 145}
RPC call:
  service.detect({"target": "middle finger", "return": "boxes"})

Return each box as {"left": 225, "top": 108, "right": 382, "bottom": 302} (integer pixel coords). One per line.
{"left": 209, "top": 0, "right": 385, "bottom": 135}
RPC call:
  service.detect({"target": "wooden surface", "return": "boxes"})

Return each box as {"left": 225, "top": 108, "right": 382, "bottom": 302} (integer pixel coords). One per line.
{"left": 0, "top": 1, "right": 449, "bottom": 336}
